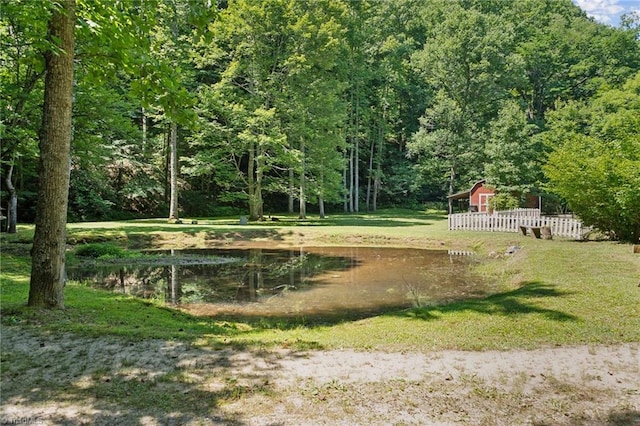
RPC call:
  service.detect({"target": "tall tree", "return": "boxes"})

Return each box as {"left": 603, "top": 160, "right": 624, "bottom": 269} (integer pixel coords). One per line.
{"left": 191, "top": 0, "right": 294, "bottom": 220}
{"left": 168, "top": 122, "right": 179, "bottom": 220}
{"left": 408, "top": 91, "right": 479, "bottom": 213}
{"left": 28, "top": 0, "right": 75, "bottom": 308}
{"left": 133, "top": 0, "right": 207, "bottom": 221}
{"left": 342, "top": 0, "right": 375, "bottom": 213}
{"left": 543, "top": 73, "right": 640, "bottom": 243}
{"left": 409, "top": 2, "right": 514, "bottom": 209}
{"left": 0, "top": 0, "right": 49, "bottom": 232}
{"left": 484, "top": 99, "right": 541, "bottom": 195}
{"left": 278, "top": 0, "right": 347, "bottom": 218}
{"left": 191, "top": 0, "right": 346, "bottom": 220}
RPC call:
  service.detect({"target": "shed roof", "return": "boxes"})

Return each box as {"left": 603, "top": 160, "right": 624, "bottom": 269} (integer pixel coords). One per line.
{"left": 447, "top": 179, "right": 487, "bottom": 200}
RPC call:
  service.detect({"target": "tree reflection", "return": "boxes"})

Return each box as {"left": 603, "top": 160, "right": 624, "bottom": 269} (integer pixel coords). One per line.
{"left": 68, "top": 248, "right": 353, "bottom": 305}
{"left": 67, "top": 247, "right": 483, "bottom": 320}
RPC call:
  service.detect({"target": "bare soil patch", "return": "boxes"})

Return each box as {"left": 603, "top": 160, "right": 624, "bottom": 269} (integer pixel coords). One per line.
{"left": 2, "top": 327, "right": 639, "bottom": 425}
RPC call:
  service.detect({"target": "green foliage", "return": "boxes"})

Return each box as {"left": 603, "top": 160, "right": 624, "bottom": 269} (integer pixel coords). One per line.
{"left": 190, "top": 0, "right": 348, "bottom": 218}
{"left": 4, "top": 0, "right": 640, "bottom": 224}
{"left": 488, "top": 193, "right": 520, "bottom": 212}
{"left": 407, "top": 90, "right": 483, "bottom": 195}
{"left": 544, "top": 72, "right": 640, "bottom": 243}
{"left": 68, "top": 168, "right": 115, "bottom": 222}
{"left": 484, "top": 100, "right": 542, "bottom": 194}
{"left": 409, "top": 2, "right": 515, "bottom": 195}
{"left": 74, "top": 243, "right": 129, "bottom": 259}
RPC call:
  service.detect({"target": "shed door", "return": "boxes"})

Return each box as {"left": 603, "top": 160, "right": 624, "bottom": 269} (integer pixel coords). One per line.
{"left": 479, "top": 193, "right": 494, "bottom": 213}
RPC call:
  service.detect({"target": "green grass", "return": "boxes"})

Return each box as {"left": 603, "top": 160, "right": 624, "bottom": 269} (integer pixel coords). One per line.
{"left": 74, "top": 242, "right": 132, "bottom": 259}
{"left": 1, "top": 208, "right": 639, "bottom": 351}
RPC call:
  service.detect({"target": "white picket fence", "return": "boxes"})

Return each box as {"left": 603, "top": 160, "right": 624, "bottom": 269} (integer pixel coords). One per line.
{"left": 448, "top": 211, "right": 584, "bottom": 239}
{"left": 493, "top": 208, "right": 541, "bottom": 218}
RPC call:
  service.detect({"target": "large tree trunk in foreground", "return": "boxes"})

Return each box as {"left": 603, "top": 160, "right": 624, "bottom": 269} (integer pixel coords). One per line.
{"left": 28, "top": 0, "right": 75, "bottom": 309}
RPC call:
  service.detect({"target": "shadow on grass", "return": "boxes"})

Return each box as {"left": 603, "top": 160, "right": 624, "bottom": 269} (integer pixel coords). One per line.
{"left": 194, "top": 281, "right": 578, "bottom": 331}
{"left": 606, "top": 409, "right": 640, "bottom": 426}
{"left": 398, "top": 281, "right": 577, "bottom": 322}
{"left": 266, "top": 209, "right": 446, "bottom": 228}
{"left": 1, "top": 322, "right": 281, "bottom": 425}
{"left": 65, "top": 226, "right": 289, "bottom": 249}
{"left": 0, "top": 275, "right": 582, "bottom": 424}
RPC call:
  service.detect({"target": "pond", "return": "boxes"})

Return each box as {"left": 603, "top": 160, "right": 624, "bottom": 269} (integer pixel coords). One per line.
{"left": 68, "top": 246, "right": 487, "bottom": 321}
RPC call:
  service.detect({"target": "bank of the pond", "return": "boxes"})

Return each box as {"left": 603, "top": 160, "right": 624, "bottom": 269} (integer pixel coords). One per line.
{"left": 1, "top": 210, "right": 639, "bottom": 350}
{"left": 2, "top": 212, "right": 639, "bottom": 424}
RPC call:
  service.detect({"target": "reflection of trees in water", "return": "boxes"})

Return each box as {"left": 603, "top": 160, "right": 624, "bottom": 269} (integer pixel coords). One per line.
{"left": 229, "top": 248, "right": 351, "bottom": 303}
{"left": 68, "top": 248, "right": 353, "bottom": 305}
{"left": 71, "top": 265, "right": 171, "bottom": 301}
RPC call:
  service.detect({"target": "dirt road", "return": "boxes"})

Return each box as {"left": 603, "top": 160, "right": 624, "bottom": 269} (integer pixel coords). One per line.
{"left": 2, "top": 327, "right": 639, "bottom": 425}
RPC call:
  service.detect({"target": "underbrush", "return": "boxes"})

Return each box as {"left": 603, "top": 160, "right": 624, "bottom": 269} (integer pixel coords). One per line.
{"left": 74, "top": 242, "right": 133, "bottom": 259}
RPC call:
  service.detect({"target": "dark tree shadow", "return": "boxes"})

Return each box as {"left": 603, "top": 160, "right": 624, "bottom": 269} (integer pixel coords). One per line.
{"left": 606, "top": 409, "right": 640, "bottom": 426}
{"left": 397, "top": 281, "right": 578, "bottom": 322}
{"left": 263, "top": 209, "right": 446, "bottom": 228}
{"left": 198, "top": 281, "right": 578, "bottom": 331}
{"left": 1, "top": 328, "right": 300, "bottom": 425}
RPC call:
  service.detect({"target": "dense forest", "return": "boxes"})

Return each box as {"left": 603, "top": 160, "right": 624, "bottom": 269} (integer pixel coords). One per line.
{"left": 1, "top": 0, "right": 639, "bottom": 238}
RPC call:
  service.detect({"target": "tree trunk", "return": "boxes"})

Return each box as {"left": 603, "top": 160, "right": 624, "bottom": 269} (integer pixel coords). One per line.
{"left": 319, "top": 169, "right": 326, "bottom": 219}
{"left": 343, "top": 150, "right": 348, "bottom": 212}
{"left": 373, "top": 111, "right": 384, "bottom": 213}
{"left": 448, "top": 165, "right": 456, "bottom": 215}
{"left": 141, "top": 106, "right": 147, "bottom": 156}
{"left": 288, "top": 168, "right": 295, "bottom": 214}
{"left": 168, "top": 121, "right": 179, "bottom": 220}
{"left": 348, "top": 144, "right": 354, "bottom": 212}
{"left": 365, "top": 135, "right": 374, "bottom": 211}
{"left": 28, "top": 0, "right": 75, "bottom": 309}
{"left": 256, "top": 144, "right": 264, "bottom": 221}
{"left": 247, "top": 141, "right": 257, "bottom": 220}
{"left": 163, "top": 127, "right": 170, "bottom": 204}
{"left": 373, "top": 174, "right": 380, "bottom": 212}
{"left": 247, "top": 141, "right": 264, "bottom": 221}
{"left": 354, "top": 95, "right": 359, "bottom": 213}
{"left": 4, "top": 160, "right": 17, "bottom": 234}
{"left": 299, "top": 138, "right": 306, "bottom": 219}
{"left": 298, "top": 183, "right": 306, "bottom": 219}
{"left": 318, "top": 196, "right": 325, "bottom": 219}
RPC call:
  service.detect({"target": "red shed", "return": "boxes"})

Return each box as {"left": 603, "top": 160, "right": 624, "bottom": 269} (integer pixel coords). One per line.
{"left": 447, "top": 180, "right": 494, "bottom": 213}
{"left": 447, "top": 179, "right": 541, "bottom": 213}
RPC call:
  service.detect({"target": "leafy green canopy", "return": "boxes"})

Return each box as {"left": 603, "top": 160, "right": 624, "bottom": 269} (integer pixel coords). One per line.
{"left": 544, "top": 72, "right": 640, "bottom": 243}
{"left": 484, "top": 99, "right": 542, "bottom": 195}
{"left": 2, "top": 0, "right": 639, "bottom": 223}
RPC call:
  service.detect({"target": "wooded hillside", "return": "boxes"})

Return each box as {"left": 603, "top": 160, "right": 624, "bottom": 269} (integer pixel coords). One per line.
{"left": 1, "top": 0, "right": 639, "bottom": 238}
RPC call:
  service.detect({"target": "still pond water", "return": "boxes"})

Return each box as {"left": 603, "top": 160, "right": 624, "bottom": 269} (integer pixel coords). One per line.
{"left": 68, "top": 246, "right": 486, "bottom": 320}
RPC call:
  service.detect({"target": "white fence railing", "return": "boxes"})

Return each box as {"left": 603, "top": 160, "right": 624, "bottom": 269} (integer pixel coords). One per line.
{"left": 493, "top": 208, "right": 541, "bottom": 218}
{"left": 448, "top": 211, "right": 584, "bottom": 239}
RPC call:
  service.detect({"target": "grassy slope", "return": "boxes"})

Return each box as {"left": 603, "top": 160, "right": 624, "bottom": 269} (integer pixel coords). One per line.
{"left": 1, "top": 209, "right": 639, "bottom": 351}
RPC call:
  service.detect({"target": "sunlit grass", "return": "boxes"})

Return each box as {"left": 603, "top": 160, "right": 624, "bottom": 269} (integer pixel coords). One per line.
{"left": 1, "top": 209, "right": 639, "bottom": 351}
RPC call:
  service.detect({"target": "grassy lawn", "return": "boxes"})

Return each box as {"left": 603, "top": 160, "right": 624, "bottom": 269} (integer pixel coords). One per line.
{"left": 1, "top": 208, "right": 639, "bottom": 351}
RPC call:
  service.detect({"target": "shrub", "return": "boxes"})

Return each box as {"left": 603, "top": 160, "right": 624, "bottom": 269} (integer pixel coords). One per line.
{"left": 75, "top": 243, "right": 127, "bottom": 259}
{"left": 488, "top": 193, "right": 520, "bottom": 212}
{"left": 543, "top": 73, "right": 640, "bottom": 243}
